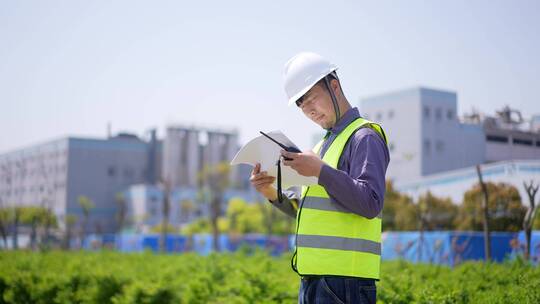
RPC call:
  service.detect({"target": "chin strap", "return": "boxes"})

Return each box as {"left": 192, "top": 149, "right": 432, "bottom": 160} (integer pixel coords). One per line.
{"left": 276, "top": 158, "right": 283, "bottom": 203}
{"left": 323, "top": 75, "right": 340, "bottom": 125}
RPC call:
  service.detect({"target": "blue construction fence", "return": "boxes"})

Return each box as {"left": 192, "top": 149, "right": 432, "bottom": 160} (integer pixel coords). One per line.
{"left": 381, "top": 231, "right": 540, "bottom": 266}
{"left": 82, "top": 233, "right": 291, "bottom": 256}
{"left": 81, "top": 231, "right": 540, "bottom": 265}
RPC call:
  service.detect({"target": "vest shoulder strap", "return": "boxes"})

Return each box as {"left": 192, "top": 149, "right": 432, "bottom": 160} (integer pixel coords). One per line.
{"left": 322, "top": 118, "right": 387, "bottom": 168}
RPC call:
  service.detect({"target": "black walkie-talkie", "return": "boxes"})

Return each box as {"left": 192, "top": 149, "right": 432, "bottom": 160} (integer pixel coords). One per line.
{"left": 259, "top": 131, "right": 301, "bottom": 204}
{"left": 259, "top": 131, "right": 301, "bottom": 160}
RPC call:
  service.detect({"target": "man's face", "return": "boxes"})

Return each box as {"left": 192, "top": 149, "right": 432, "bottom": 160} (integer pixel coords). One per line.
{"left": 298, "top": 83, "right": 336, "bottom": 129}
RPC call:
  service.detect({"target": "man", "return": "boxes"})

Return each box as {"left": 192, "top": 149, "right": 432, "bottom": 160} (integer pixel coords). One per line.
{"left": 250, "top": 52, "right": 390, "bottom": 304}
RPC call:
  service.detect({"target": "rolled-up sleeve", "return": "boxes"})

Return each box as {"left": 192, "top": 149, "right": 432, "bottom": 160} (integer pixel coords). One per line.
{"left": 317, "top": 128, "right": 390, "bottom": 219}
{"left": 269, "top": 188, "right": 299, "bottom": 219}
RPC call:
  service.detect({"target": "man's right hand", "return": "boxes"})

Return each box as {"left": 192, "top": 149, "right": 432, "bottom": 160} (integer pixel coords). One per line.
{"left": 250, "top": 163, "right": 278, "bottom": 201}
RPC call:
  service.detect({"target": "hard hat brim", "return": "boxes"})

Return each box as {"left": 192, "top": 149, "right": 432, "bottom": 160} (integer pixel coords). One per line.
{"left": 287, "top": 67, "right": 338, "bottom": 106}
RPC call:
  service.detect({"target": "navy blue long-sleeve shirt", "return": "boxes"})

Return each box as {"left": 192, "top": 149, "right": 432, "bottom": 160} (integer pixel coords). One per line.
{"left": 270, "top": 107, "right": 390, "bottom": 219}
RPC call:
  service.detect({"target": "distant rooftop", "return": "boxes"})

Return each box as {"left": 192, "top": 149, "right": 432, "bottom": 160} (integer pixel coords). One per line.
{"left": 462, "top": 105, "right": 539, "bottom": 134}
{"left": 361, "top": 86, "right": 456, "bottom": 104}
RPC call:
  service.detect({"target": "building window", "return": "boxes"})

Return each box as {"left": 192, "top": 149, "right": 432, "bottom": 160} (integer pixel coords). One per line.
{"left": 435, "top": 108, "right": 442, "bottom": 121}
{"left": 447, "top": 110, "right": 454, "bottom": 120}
{"left": 513, "top": 138, "right": 533, "bottom": 146}
{"left": 436, "top": 140, "right": 444, "bottom": 152}
{"left": 123, "top": 168, "right": 134, "bottom": 180}
{"left": 388, "top": 110, "right": 394, "bottom": 119}
{"left": 423, "top": 139, "right": 431, "bottom": 155}
{"left": 376, "top": 112, "right": 382, "bottom": 121}
{"left": 107, "top": 166, "right": 116, "bottom": 177}
{"left": 486, "top": 135, "right": 508, "bottom": 143}
{"left": 423, "top": 106, "right": 430, "bottom": 119}
{"left": 536, "top": 141, "right": 540, "bottom": 147}
{"left": 149, "top": 207, "right": 157, "bottom": 217}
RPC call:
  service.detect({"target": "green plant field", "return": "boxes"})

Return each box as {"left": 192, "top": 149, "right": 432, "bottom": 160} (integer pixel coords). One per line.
{"left": 0, "top": 250, "right": 539, "bottom": 304}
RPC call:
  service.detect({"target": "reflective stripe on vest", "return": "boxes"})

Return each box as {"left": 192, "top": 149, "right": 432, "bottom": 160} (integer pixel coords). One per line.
{"left": 294, "top": 117, "right": 387, "bottom": 279}
{"left": 297, "top": 234, "right": 381, "bottom": 255}
{"left": 302, "top": 196, "right": 382, "bottom": 219}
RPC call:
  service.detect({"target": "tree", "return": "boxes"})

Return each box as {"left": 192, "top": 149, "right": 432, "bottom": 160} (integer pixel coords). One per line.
{"left": 413, "top": 192, "right": 457, "bottom": 261}
{"left": 198, "top": 162, "right": 230, "bottom": 252}
{"left": 182, "top": 197, "right": 295, "bottom": 237}
{"left": 182, "top": 217, "right": 229, "bottom": 234}
{"left": 179, "top": 199, "right": 195, "bottom": 224}
{"left": 258, "top": 200, "right": 295, "bottom": 236}
{"left": 182, "top": 218, "right": 211, "bottom": 235}
{"left": 535, "top": 208, "right": 540, "bottom": 230}
{"left": 78, "top": 196, "right": 95, "bottom": 244}
{"left": 522, "top": 180, "right": 539, "bottom": 261}
{"left": 159, "top": 179, "right": 171, "bottom": 252}
{"left": 226, "top": 198, "right": 244, "bottom": 236}
{"left": 260, "top": 201, "right": 277, "bottom": 238}
{"left": 237, "top": 202, "right": 263, "bottom": 234}
{"left": 20, "top": 207, "right": 44, "bottom": 250}
{"left": 115, "top": 192, "right": 128, "bottom": 233}
{"left": 458, "top": 182, "right": 526, "bottom": 232}
{"left": 63, "top": 214, "right": 78, "bottom": 250}
{"left": 150, "top": 222, "right": 177, "bottom": 234}
{"left": 475, "top": 165, "right": 492, "bottom": 261}
{"left": 223, "top": 198, "right": 293, "bottom": 236}
{"left": 417, "top": 192, "right": 458, "bottom": 231}
{"left": 179, "top": 200, "right": 196, "bottom": 252}
{"left": 382, "top": 181, "right": 417, "bottom": 231}
{"left": 39, "top": 208, "right": 57, "bottom": 249}
{"left": 10, "top": 207, "right": 21, "bottom": 249}
{"left": 0, "top": 208, "right": 9, "bottom": 248}
{"left": 35, "top": 154, "right": 56, "bottom": 249}
{"left": 0, "top": 166, "right": 11, "bottom": 248}
{"left": 15, "top": 206, "right": 57, "bottom": 250}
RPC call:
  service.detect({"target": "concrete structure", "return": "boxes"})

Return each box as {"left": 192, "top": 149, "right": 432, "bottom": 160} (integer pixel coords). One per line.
{"left": 162, "top": 128, "right": 200, "bottom": 188}
{"left": 531, "top": 115, "right": 540, "bottom": 133}
{"left": 479, "top": 109, "right": 540, "bottom": 163}
{"left": 360, "top": 87, "right": 485, "bottom": 182}
{"left": 0, "top": 124, "right": 250, "bottom": 234}
{"left": 360, "top": 87, "right": 540, "bottom": 203}
{"left": 0, "top": 139, "right": 69, "bottom": 222}
{"left": 360, "top": 87, "right": 540, "bottom": 184}
{"left": 0, "top": 133, "right": 159, "bottom": 232}
{"left": 397, "top": 160, "right": 540, "bottom": 204}
{"left": 162, "top": 126, "right": 240, "bottom": 189}
{"left": 125, "top": 184, "right": 262, "bottom": 232}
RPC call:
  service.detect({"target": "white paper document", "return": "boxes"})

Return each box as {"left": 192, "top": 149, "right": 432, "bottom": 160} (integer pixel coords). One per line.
{"left": 230, "top": 131, "right": 318, "bottom": 189}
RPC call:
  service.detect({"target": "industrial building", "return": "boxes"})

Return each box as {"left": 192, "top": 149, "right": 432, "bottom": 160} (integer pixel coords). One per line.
{"left": 360, "top": 87, "right": 540, "bottom": 203}
{"left": 3, "top": 86, "right": 538, "bottom": 236}
{"left": 0, "top": 125, "right": 255, "bottom": 234}
{"left": 0, "top": 131, "right": 158, "bottom": 232}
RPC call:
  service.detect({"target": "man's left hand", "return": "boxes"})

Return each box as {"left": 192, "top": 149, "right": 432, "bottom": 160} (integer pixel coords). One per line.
{"left": 281, "top": 150, "right": 325, "bottom": 178}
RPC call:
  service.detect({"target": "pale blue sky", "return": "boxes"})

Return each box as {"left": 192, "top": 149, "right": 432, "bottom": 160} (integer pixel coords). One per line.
{"left": 1, "top": 0, "right": 539, "bottom": 153}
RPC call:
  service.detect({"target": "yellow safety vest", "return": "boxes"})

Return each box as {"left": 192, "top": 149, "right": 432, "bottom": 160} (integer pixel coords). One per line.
{"left": 292, "top": 117, "right": 387, "bottom": 279}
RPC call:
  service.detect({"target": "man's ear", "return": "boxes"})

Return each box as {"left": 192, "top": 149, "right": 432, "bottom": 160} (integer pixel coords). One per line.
{"left": 330, "top": 79, "right": 341, "bottom": 96}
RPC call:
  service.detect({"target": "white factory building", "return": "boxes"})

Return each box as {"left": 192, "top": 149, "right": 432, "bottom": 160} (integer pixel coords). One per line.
{"left": 360, "top": 87, "right": 540, "bottom": 203}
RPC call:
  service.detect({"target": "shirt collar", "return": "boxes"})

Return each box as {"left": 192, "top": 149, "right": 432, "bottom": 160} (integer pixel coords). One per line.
{"left": 328, "top": 107, "right": 361, "bottom": 135}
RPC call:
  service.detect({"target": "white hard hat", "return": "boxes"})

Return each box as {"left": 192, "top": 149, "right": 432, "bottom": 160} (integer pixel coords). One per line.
{"left": 283, "top": 52, "right": 338, "bottom": 106}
